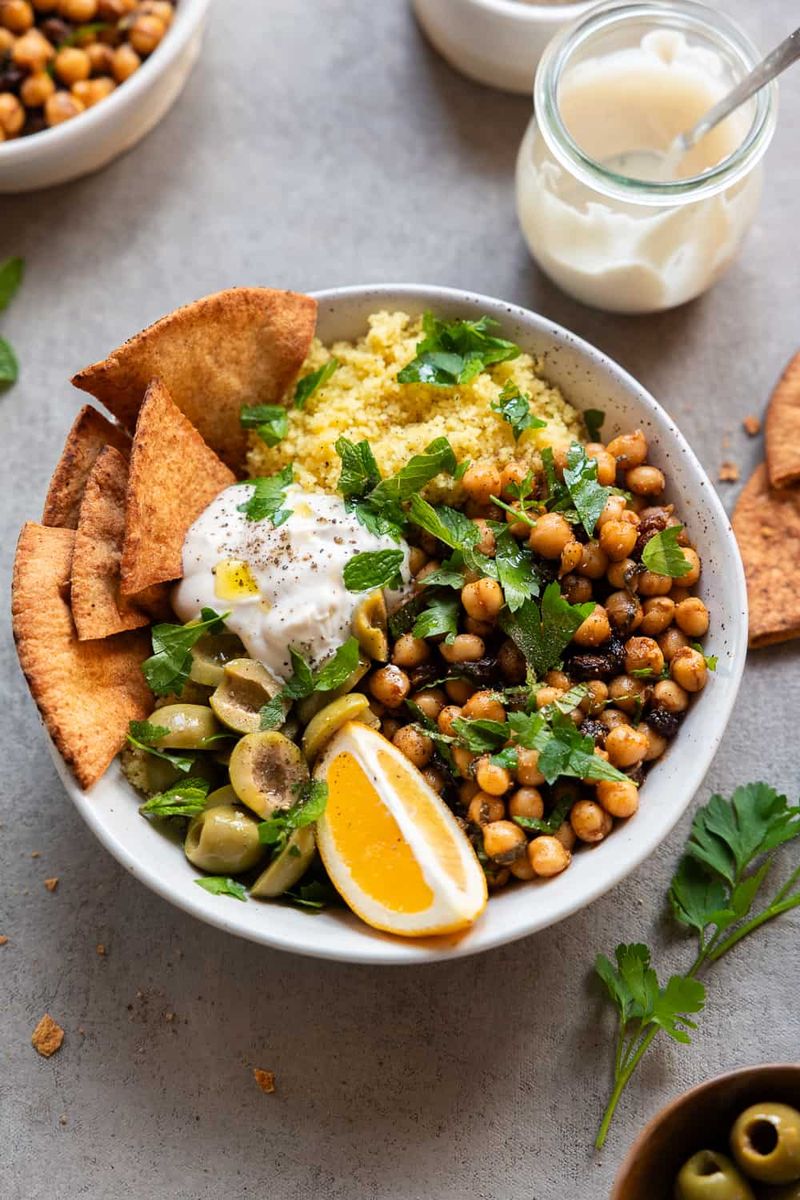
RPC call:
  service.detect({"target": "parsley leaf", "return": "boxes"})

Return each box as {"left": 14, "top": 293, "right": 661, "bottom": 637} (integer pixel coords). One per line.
{"left": 258, "top": 780, "right": 328, "bottom": 854}
{"left": 416, "top": 552, "right": 467, "bottom": 590}
{"left": 294, "top": 358, "right": 339, "bottom": 409}
{"left": 408, "top": 495, "right": 479, "bottom": 552}
{"left": 0, "top": 337, "right": 18, "bottom": 385}
{"left": 142, "top": 609, "right": 229, "bottom": 697}
{"left": 514, "top": 789, "right": 577, "bottom": 835}
{"left": 195, "top": 876, "right": 248, "bottom": 901}
{"left": 397, "top": 313, "right": 521, "bottom": 387}
{"left": 314, "top": 638, "right": 361, "bottom": 691}
{"left": 691, "top": 642, "right": 718, "bottom": 671}
{"left": 508, "top": 708, "right": 629, "bottom": 785}
{"left": 641, "top": 525, "right": 692, "bottom": 578}
{"left": 562, "top": 443, "right": 613, "bottom": 537}
{"left": 684, "top": 783, "right": 800, "bottom": 886}
{"left": 412, "top": 593, "right": 460, "bottom": 642}
{"left": 493, "top": 528, "right": 540, "bottom": 613}
{"left": 491, "top": 380, "right": 547, "bottom": 441}
{"left": 369, "top": 437, "right": 458, "bottom": 507}
{"left": 335, "top": 436, "right": 459, "bottom": 541}
{"left": 451, "top": 717, "right": 508, "bottom": 753}
{"left": 127, "top": 719, "right": 194, "bottom": 775}
{"left": 285, "top": 879, "right": 338, "bottom": 910}
{"left": 499, "top": 582, "right": 594, "bottom": 678}
{"left": 0, "top": 257, "right": 24, "bottom": 310}
{"left": 595, "top": 944, "right": 705, "bottom": 1044}
{"left": 583, "top": 409, "right": 605, "bottom": 442}
{"left": 140, "top": 777, "right": 211, "bottom": 819}
{"left": 240, "top": 403, "right": 289, "bottom": 448}
{"left": 343, "top": 549, "right": 406, "bottom": 592}
{"left": 237, "top": 465, "right": 294, "bottom": 525}
{"left": 259, "top": 639, "right": 360, "bottom": 730}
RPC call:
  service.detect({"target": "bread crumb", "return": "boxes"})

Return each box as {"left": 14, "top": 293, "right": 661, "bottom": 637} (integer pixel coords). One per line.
{"left": 164, "top": 1011, "right": 175, "bottom": 1022}
{"left": 719, "top": 461, "right": 740, "bottom": 483}
{"left": 30, "top": 851, "right": 40, "bottom": 858}
{"left": 32, "top": 1013, "right": 65, "bottom": 1058}
{"left": 0, "top": 935, "right": 8, "bottom": 946}
{"left": 253, "top": 1068, "right": 276, "bottom": 1094}
{"left": 59, "top": 1115, "right": 67, "bottom": 1126}
{"left": 96, "top": 943, "right": 106, "bottom": 956}
{"left": 44, "top": 878, "right": 59, "bottom": 892}
{"left": 743, "top": 415, "right": 761, "bottom": 436}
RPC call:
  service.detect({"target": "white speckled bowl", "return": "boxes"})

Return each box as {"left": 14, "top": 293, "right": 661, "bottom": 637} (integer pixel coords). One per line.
{"left": 0, "top": 0, "right": 211, "bottom": 193}
{"left": 49, "top": 284, "right": 747, "bottom": 965}
{"left": 412, "top": 0, "right": 595, "bottom": 94}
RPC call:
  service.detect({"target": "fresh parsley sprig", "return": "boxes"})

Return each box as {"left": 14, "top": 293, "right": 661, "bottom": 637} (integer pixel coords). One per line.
{"left": 499, "top": 581, "right": 594, "bottom": 679}
{"left": 491, "top": 381, "right": 547, "bottom": 441}
{"left": 412, "top": 592, "right": 460, "bottom": 642}
{"left": 0, "top": 256, "right": 24, "bottom": 388}
{"left": 142, "top": 609, "right": 229, "bottom": 697}
{"left": 641, "top": 525, "right": 692, "bottom": 578}
{"left": 397, "top": 313, "right": 521, "bottom": 387}
{"left": 258, "top": 780, "right": 328, "bottom": 855}
{"left": 594, "top": 782, "right": 800, "bottom": 1149}
{"left": 259, "top": 639, "right": 360, "bottom": 730}
{"left": 335, "top": 435, "right": 459, "bottom": 541}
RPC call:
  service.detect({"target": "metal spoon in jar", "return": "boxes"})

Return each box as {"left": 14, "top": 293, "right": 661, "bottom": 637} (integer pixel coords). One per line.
{"left": 603, "top": 25, "right": 800, "bottom": 183}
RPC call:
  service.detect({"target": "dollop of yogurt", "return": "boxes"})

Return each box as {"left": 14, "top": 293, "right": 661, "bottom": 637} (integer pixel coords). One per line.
{"left": 173, "top": 484, "right": 409, "bottom": 685}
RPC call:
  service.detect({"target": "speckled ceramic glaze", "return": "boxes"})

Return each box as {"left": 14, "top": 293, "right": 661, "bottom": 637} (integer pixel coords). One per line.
{"left": 51, "top": 284, "right": 748, "bottom": 965}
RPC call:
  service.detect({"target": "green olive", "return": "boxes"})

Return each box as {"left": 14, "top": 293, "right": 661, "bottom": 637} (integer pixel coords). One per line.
{"left": 295, "top": 655, "right": 371, "bottom": 725}
{"left": 250, "top": 826, "right": 316, "bottom": 898}
{"left": 675, "top": 1150, "right": 755, "bottom": 1200}
{"left": 302, "top": 694, "right": 372, "bottom": 762}
{"left": 150, "top": 704, "right": 221, "bottom": 749}
{"left": 204, "top": 784, "right": 238, "bottom": 809}
{"left": 210, "top": 658, "right": 284, "bottom": 734}
{"left": 154, "top": 680, "right": 214, "bottom": 706}
{"left": 189, "top": 632, "right": 246, "bottom": 686}
{"left": 352, "top": 591, "right": 389, "bottom": 662}
{"left": 121, "top": 746, "right": 219, "bottom": 796}
{"left": 731, "top": 1104, "right": 800, "bottom": 1185}
{"left": 184, "top": 804, "right": 264, "bottom": 874}
{"left": 228, "top": 731, "right": 308, "bottom": 819}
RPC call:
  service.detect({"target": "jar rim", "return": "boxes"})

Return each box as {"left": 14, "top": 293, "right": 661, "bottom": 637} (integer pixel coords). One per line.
{"left": 533, "top": 0, "right": 778, "bottom": 207}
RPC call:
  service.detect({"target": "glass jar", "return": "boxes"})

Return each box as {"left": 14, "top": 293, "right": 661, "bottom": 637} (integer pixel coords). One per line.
{"left": 515, "top": 0, "right": 777, "bottom": 313}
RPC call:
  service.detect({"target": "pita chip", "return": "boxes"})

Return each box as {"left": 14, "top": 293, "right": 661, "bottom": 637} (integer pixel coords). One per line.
{"left": 72, "top": 288, "right": 317, "bottom": 471}
{"left": 732, "top": 462, "right": 800, "bottom": 648}
{"left": 765, "top": 351, "right": 800, "bottom": 489}
{"left": 42, "top": 405, "right": 130, "bottom": 529}
{"left": 12, "top": 523, "right": 152, "bottom": 788}
{"left": 120, "top": 378, "right": 235, "bottom": 595}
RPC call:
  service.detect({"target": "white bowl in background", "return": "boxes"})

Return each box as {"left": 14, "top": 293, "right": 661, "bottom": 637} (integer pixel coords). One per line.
{"left": 0, "top": 0, "right": 211, "bottom": 193}
{"left": 412, "top": 0, "right": 595, "bottom": 94}
{"left": 47, "top": 283, "right": 747, "bottom": 965}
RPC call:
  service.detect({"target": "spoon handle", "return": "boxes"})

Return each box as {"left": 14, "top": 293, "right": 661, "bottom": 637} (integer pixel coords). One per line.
{"left": 682, "top": 26, "right": 800, "bottom": 151}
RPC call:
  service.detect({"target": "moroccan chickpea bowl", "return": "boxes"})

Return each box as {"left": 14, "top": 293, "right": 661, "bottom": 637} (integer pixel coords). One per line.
{"left": 15, "top": 284, "right": 747, "bottom": 964}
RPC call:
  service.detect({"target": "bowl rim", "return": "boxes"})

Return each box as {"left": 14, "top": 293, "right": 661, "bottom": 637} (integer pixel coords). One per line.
{"left": 421, "top": 0, "right": 595, "bottom": 21}
{"left": 51, "top": 282, "right": 748, "bottom": 965}
{"left": 0, "top": 0, "right": 212, "bottom": 163}
{"left": 610, "top": 1063, "right": 800, "bottom": 1197}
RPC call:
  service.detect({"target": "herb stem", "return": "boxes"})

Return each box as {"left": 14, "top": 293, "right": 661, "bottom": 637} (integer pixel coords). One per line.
{"left": 705, "top": 892, "right": 800, "bottom": 964}
{"left": 595, "top": 1027, "right": 660, "bottom": 1150}
{"left": 488, "top": 494, "right": 537, "bottom": 528}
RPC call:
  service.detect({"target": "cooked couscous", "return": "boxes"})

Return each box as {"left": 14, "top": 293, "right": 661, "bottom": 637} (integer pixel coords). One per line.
{"left": 248, "top": 310, "right": 583, "bottom": 497}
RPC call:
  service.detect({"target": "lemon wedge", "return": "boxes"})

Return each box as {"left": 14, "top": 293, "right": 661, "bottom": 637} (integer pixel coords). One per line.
{"left": 315, "top": 722, "right": 487, "bottom": 937}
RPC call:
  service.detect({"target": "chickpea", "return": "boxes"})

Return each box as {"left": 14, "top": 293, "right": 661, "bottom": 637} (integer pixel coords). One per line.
{"left": 670, "top": 646, "right": 708, "bottom": 693}
{"left": 499, "top": 460, "right": 528, "bottom": 498}
{"left": 596, "top": 779, "right": 639, "bottom": 818}
{"left": 467, "top": 792, "right": 505, "bottom": 826}
{"left": 444, "top": 678, "right": 475, "bottom": 705}
{"left": 463, "top": 690, "right": 506, "bottom": 723}
{"left": 483, "top": 819, "right": 526, "bottom": 864}
{"left": 462, "top": 461, "right": 502, "bottom": 506}
{"left": 585, "top": 444, "right": 617, "bottom": 485}
{"left": 437, "top": 705, "right": 462, "bottom": 736}
{"left": 0, "top": 26, "right": 12, "bottom": 51}
{"left": 669, "top": 586, "right": 692, "bottom": 606}
{"left": 71, "top": 75, "right": 113, "bottom": 105}
{"left": 607, "top": 558, "right": 640, "bottom": 591}
{"left": 407, "top": 545, "right": 428, "bottom": 576}
{"left": 562, "top": 573, "right": 593, "bottom": 604}
{"left": 570, "top": 799, "right": 613, "bottom": 843}
{"left": 626, "top": 464, "right": 665, "bottom": 496}
{"left": 381, "top": 716, "right": 401, "bottom": 740}
{"left": 553, "top": 820, "right": 577, "bottom": 852}
{"left": 58, "top": 0, "right": 97, "bottom": 17}
{"left": 33, "top": 0, "right": 60, "bottom": 8}
{"left": 533, "top": 686, "right": 560, "bottom": 710}
{"left": 0, "top": 91, "right": 24, "bottom": 134}
{"left": 560, "top": 539, "right": 583, "bottom": 576}
{"left": 54, "top": 46, "right": 91, "bottom": 84}
{"left": 607, "top": 429, "right": 648, "bottom": 469}
{"left": 441, "top": 633, "right": 484, "bottom": 664}
{"left": 415, "top": 559, "right": 443, "bottom": 587}
{"left": 452, "top": 745, "right": 477, "bottom": 779}
{"left": 675, "top": 597, "right": 709, "bottom": 637}
{"left": 0, "top": 2, "right": 34, "bottom": 33}
{"left": 504, "top": 501, "right": 532, "bottom": 539}
{"left": 412, "top": 688, "right": 446, "bottom": 722}
{"left": 574, "top": 605, "right": 611, "bottom": 647}
{"left": 128, "top": 12, "right": 166, "bottom": 55}
{"left": 508, "top": 786, "right": 544, "bottom": 821}
{"left": 12, "top": 26, "right": 53, "bottom": 69}
{"left": 599, "top": 707, "right": 630, "bottom": 731}
{"left": 678, "top": 547, "right": 702, "bottom": 587}
{"left": 20, "top": 70, "right": 55, "bottom": 106}
{"left": 579, "top": 679, "right": 608, "bottom": 714}
{"left": 516, "top": 747, "right": 545, "bottom": 787}
{"left": 605, "top": 724, "right": 649, "bottom": 768}
{"left": 368, "top": 665, "right": 410, "bottom": 709}
{"left": 658, "top": 626, "right": 689, "bottom": 662}
{"left": 392, "top": 634, "right": 430, "bottom": 669}
{"left": 545, "top": 669, "right": 570, "bottom": 691}
{"left": 475, "top": 757, "right": 512, "bottom": 797}
{"left": 528, "top": 835, "right": 571, "bottom": 877}
{"left": 577, "top": 540, "right": 609, "bottom": 579}
{"left": 640, "top": 596, "right": 675, "bottom": 637}
{"left": 624, "top": 636, "right": 664, "bottom": 676}
{"left": 486, "top": 865, "right": 511, "bottom": 890}
{"left": 510, "top": 855, "right": 536, "bottom": 881}
{"left": 471, "top": 518, "right": 496, "bottom": 557}
{"left": 139, "top": 0, "right": 173, "bottom": 24}
{"left": 393, "top": 724, "right": 433, "bottom": 768}
{"left": 653, "top": 678, "right": 689, "bottom": 714}
{"left": 608, "top": 674, "right": 647, "bottom": 715}
{"left": 639, "top": 722, "right": 668, "bottom": 761}
{"left": 529, "top": 511, "right": 573, "bottom": 559}
{"left": 498, "top": 637, "right": 525, "bottom": 683}
{"left": 637, "top": 569, "right": 673, "bottom": 597}
{"left": 421, "top": 765, "right": 447, "bottom": 794}
{"left": 85, "top": 40, "right": 114, "bottom": 74}
{"left": 461, "top": 577, "right": 503, "bottom": 622}
{"left": 605, "top": 590, "right": 643, "bottom": 633}
{"left": 597, "top": 494, "right": 627, "bottom": 528}
{"left": 459, "top": 779, "right": 479, "bottom": 806}
{"left": 111, "top": 42, "right": 141, "bottom": 82}
{"left": 600, "top": 519, "right": 638, "bottom": 562}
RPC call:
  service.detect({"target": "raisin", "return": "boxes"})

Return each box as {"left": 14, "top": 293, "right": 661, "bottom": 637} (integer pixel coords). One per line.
{"left": 647, "top": 706, "right": 681, "bottom": 739}
{"left": 579, "top": 718, "right": 606, "bottom": 746}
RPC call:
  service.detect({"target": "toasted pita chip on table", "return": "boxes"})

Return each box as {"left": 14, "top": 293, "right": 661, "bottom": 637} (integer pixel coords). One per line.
{"left": 42, "top": 405, "right": 130, "bottom": 529}
{"left": 12, "top": 523, "right": 152, "bottom": 789}
{"left": 70, "top": 446, "right": 150, "bottom": 641}
{"left": 732, "top": 462, "right": 800, "bottom": 648}
{"left": 120, "top": 378, "right": 235, "bottom": 596}
{"left": 765, "top": 351, "right": 800, "bottom": 490}
{"left": 72, "top": 288, "right": 317, "bottom": 471}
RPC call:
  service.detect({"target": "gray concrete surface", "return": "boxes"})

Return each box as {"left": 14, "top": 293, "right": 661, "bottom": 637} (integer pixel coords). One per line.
{"left": 1, "top": 2, "right": 799, "bottom": 1197}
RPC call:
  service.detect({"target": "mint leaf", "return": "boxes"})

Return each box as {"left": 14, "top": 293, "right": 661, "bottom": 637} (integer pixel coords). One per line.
{"left": 240, "top": 403, "right": 289, "bottom": 448}
{"left": 416, "top": 552, "right": 466, "bottom": 590}
{"left": 499, "top": 581, "right": 594, "bottom": 678}
{"left": 128, "top": 720, "right": 171, "bottom": 745}
{"left": 285, "top": 879, "right": 338, "bottom": 909}
{"left": 562, "top": 443, "right": 613, "bottom": 537}
{"left": 335, "top": 436, "right": 382, "bottom": 499}
{"left": 451, "top": 717, "right": 509, "bottom": 753}
{"left": 258, "top": 780, "right": 328, "bottom": 854}
{"left": 0, "top": 337, "right": 18, "bottom": 385}
{"left": 260, "top": 638, "right": 361, "bottom": 729}
{"left": 127, "top": 719, "right": 194, "bottom": 775}
{"left": 491, "top": 380, "right": 546, "bottom": 441}
{"left": 313, "top": 637, "right": 360, "bottom": 691}
{"left": 343, "top": 549, "right": 405, "bottom": 592}
{"left": 407, "top": 495, "right": 479, "bottom": 552}
{"left": 397, "top": 313, "right": 521, "bottom": 387}
{"left": 142, "top": 609, "right": 229, "bottom": 697}
{"left": 412, "top": 593, "right": 459, "bottom": 642}
{"left": 583, "top": 409, "right": 605, "bottom": 442}
{"left": 370, "top": 437, "right": 458, "bottom": 507}
{"left": 195, "top": 876, "right": 248, "bottom": 901}
{"left": 0, "top": 257, "right": 24, "bottom": 310}
{"left": 140, "top": 777, "right": 210, "bottom": 819}
{"left": 237, "top": 464, "right": 294, "bottom": 525}
{"left": 494, "top": 528, "right": 540, "bottom": 613}
{"left": 294, "top": 358, "right": 339, "bottom": 409}
{"left": 641, "top": 525, "right": 692, "bottom": 578}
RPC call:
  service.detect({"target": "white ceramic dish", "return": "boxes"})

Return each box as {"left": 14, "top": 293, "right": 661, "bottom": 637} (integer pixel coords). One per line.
{"left": 412, "top": 0, "right": 595, "bottom": 94}
{"left": 0, "top": 0, "right": 211, "bottom": 193}
{"left": 48, "top": 283, "right": 747, "bottom": 965}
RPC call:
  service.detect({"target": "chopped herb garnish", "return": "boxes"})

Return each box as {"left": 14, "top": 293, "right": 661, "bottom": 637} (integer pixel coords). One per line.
{"left": 583, "top": 409, "right": 605, "bottom": 442}
{"left": 240, "top": 403, "right": 289, "bottom": 448}
{"left": 335, "top": 436, "right": 459, "bottom": 541}
{"left": 491, "top": 380, "right": 546, "bottom": 441}
{"left": 412, "top": 593, "right": 460, "bottom": 642}
{"left": 397, "top": 313, "right": 521, "bottom": 387}
{"left": 450, "top": 717, "right": 509, "bottom": 753}
{"left": 58, "top": 21, "right": 112, "bottom": 47}
{"left": 259, "top": 638, "right": 360, "bottom": 730}
{"left": 514, "top": 790, "right": 576, "bottom": 835}
{"left": 641, "top": 525, "right": 693, "bottom": 578}
{"left": 0, "top": 339, "right": 18, "bottom": 386}
{"left": 416, "top": 552, "right": 467, "bottom": 590}
{"left": 294, "top": 358, "right": 339, "bottom": 409}
{"left": 493, "top": 527, "right": 540, "bottom": 613}
{"left": 127, "top": 719, "right": 194, "bottom": 775}
{"left": 562, "top": 443, "right": 613, "bottom": 538}
{"left": 142, "top": 609, "right": 229, "bottom": 697}
{"left": 508, "top": 708, "right": 629, "bottom": 785}
{"left": 499, "top": 581, "right": 594, "bottom": 679}
{"left": 0, "top": 256, "right": 24, "bottom": 388}
{"left": 140, "top": 777, "right": 210, "bottom": 819}
{"left": 194, "top": 876, "right": 248, "bottom": 901}
{"left": 236, "top": 464, "right": 294, "bottom": 525}
{"left": 691, "top": 642, "right": 718, "bottom": 670}
{"left": 343, "top": 548, "right": 406, "bottom": 592}
{"left": 284, "top": 879, "right": 338, "bottom": 909}
{"left": 258, "top": 779, "right": 328, "bottom": 854}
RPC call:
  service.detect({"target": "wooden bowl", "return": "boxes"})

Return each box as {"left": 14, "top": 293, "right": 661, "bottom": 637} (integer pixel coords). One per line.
{"left": 612, "top": 1065, "right": 800, "bottom": 1200}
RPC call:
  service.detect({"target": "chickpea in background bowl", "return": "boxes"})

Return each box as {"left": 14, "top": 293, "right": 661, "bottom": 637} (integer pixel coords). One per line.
{"left": 0, "top": 0, "right": 175, "bottom": 139}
